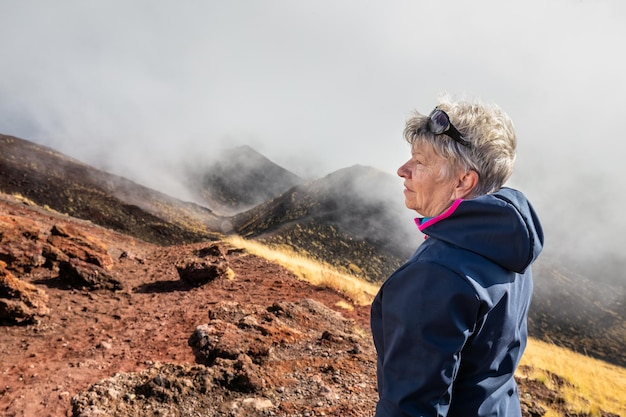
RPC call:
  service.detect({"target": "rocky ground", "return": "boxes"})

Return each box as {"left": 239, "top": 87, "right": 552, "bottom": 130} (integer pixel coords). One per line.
{"left": 0, "top": 193, "right": 611, "bottom": 417}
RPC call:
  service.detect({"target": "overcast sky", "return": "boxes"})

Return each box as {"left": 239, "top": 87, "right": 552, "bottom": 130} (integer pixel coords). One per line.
{"left": 1, "top": 0, "right": 625, "bottom": 271}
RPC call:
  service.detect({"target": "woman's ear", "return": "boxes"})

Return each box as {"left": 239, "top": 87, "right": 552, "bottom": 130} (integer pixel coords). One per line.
{"left": 454, "top": 170, "right": 479, "bottom": 199}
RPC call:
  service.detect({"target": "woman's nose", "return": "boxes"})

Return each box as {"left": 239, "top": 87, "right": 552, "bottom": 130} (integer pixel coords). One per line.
{"left": 397, "top": 161, "right": 410, "bottom": 178}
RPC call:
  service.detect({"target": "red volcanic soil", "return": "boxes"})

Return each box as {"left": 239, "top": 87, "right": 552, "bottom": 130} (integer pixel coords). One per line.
{"left": 0, "top": 194, "right": 375, "bottom": 416}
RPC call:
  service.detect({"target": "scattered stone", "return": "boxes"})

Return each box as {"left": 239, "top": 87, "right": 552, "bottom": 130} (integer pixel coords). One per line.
{"left": 241, "top": 397, "right": 273, "bottom": 410}
{"left": 50, "top": 224, "right": 71, "bottom": 238}
{"left": 73, "top": 297, "right": 378, "bottom": 417}
{"left": 196, "top": 243, "right": 225, "bottom": 258}
{"left": 58, "top": 258, "right": 123, "bottom": 291}
{"left": 97, "top": 341, "right": 112, "bottom": 350}
{"left": 0, "top": 261, "right": 49, "bottom": 324}
{"left": 175, "top": 254, "right": 229, "bottom": 287}
{"left": 118, "top": 251, "right": 144, "bottom": 264}
{"left": 47, "top": 226, "right": 113, "bottom": 270}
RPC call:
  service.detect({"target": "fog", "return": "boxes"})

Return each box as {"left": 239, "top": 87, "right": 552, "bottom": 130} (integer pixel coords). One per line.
{"left": 0, "top": 1, "right": 625, "bottom": 284}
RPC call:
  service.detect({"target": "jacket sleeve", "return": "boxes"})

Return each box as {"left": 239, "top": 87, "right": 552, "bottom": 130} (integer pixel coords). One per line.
{"left": 374, "top": 261, "right": 480, "bottom": 417}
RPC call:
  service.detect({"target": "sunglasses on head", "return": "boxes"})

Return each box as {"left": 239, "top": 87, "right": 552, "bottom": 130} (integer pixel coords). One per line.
{"left": 428, "top": 108, "right": 472, "bottom": 147}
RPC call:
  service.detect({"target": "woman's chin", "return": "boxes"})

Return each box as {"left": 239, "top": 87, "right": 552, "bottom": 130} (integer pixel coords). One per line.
{"left": 403, "top": 200, "right": 419, "bottom": 213}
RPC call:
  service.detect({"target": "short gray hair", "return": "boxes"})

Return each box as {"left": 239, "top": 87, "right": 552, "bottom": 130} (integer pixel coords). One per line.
{"left": 403, "top": 95, "right": 517, "bottom": 196}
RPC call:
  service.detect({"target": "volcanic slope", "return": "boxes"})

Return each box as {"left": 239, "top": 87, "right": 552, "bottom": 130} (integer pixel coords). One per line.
{"left": 529, "top": 260, "right": 626, "bottom": 367}
{"left": 0, "top": 133, "right": 223, "bottom": 245}
{"left": 231, "top": 165, "right": 419, "bottom": 282}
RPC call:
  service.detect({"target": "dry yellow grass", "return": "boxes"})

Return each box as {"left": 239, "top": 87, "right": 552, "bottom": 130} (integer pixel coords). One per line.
{"left": 520, "top": 338, "right": 626, "bottom": 417}
{"left": 11, "top": 192, "right": 37, "bottom": 206}
{"left": 225, "top": 235, "right": 378, "bottom": 306}
{"left": 226, "top": 236, "right": 626, "bottom": 417}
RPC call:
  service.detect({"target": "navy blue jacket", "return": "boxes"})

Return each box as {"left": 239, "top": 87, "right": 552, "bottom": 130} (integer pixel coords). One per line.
{"left": 371, "top": 188, "right": 544, "bottom": 417}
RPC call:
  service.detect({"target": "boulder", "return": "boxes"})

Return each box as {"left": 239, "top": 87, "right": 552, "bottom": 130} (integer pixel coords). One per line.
{"left": 0, "top": 261, "right": 49, "bottom": 324}
{"left": 47, "top": 224, "right": 113, "bottom": 269}
{"left": 176, "top": 243, "right": 230, "bottom": 286}
{"left": 58, "top": 258, "right": 123, "bottom": 291}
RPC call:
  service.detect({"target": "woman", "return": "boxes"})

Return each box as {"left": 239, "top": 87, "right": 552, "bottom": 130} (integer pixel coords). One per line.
{"left": 371, "top": 96, "right": 544, "bottom": 417}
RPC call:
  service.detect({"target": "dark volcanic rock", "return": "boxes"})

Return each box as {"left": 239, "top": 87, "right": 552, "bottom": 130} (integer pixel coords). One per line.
{"left": 76, "top": 299, "right": 377, "bottom": 416}
{"left": 58, "top": 258, "right": 123, "bottom": 291}
{"left": 176, "top": 243, "right": 230, "bottom": 286}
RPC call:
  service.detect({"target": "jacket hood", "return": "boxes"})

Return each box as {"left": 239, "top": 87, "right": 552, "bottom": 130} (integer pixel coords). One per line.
{"left": 416, "top": 187, "right": 544, "bottom": 273}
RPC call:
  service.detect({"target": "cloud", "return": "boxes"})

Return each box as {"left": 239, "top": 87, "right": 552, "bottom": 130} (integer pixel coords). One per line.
{"left": 1, "top": 0, "right": 624, "bottom": 273}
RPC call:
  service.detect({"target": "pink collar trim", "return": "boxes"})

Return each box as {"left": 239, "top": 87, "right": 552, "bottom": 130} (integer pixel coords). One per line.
{"left": 414, "top": 199, "right": 463, "bottom": 232}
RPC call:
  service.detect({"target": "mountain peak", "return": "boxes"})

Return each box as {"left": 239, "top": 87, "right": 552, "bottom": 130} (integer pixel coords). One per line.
{"left": 183, "top": 146, "right": 304, "bottom": 215}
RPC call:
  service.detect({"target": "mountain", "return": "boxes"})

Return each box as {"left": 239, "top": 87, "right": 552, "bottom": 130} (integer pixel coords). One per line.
{"left": 232, "top": 165, "right": 419, "bottom": 282}
{"left": 183, "top": 145, "right": 304, "bottom": 215}
{"left": 1, "top": 133, "right": 625, "bottom": 369}
{"left": 1, "top": 132, "right": 625, "bottom": 416}
{"left": 0, "top": 134, "right": 224, "bottom": 245}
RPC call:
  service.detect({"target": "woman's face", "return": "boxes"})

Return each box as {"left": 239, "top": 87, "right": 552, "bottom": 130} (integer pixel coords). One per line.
{"left": 397, "top": 142, "right": 463, "bottom": 217}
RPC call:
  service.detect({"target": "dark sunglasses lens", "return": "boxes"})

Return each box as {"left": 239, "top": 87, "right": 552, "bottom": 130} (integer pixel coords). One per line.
{"left": 429, "top": 110, "right": 449, "bottom": 134}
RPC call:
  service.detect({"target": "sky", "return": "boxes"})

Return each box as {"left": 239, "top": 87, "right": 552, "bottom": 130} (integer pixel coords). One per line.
{"left": 0, "top": 0, "right": 625, "bottom": 277}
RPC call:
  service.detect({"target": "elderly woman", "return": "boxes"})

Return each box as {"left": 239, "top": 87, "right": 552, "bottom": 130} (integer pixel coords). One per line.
{"left": 371, "top": 97, "right": 544, "bottom": 417}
